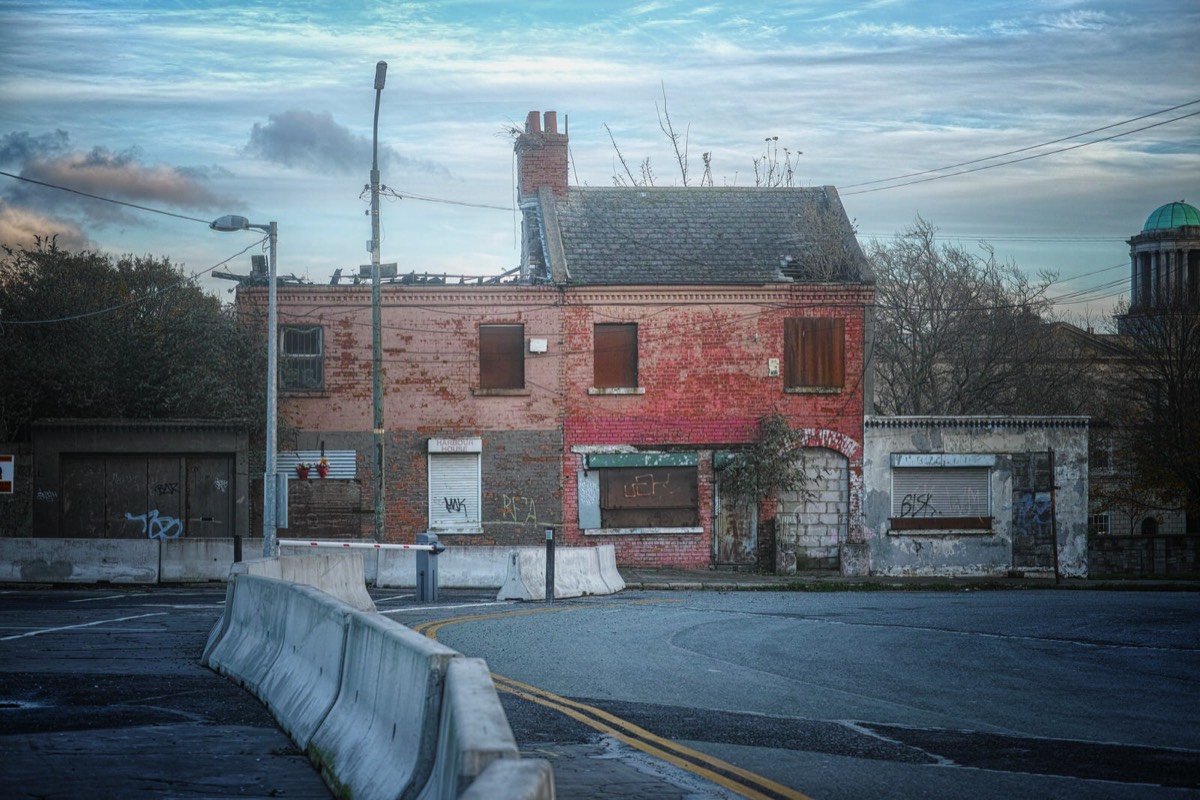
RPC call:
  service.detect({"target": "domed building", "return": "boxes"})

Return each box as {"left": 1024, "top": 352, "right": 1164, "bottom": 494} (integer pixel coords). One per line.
{"left": 1128, "top": 201, "right": 1200, "bottom": 310}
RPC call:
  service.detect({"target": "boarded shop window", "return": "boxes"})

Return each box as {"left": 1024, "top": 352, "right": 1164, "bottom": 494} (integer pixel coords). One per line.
{"left": 890, "top": 456, "right": 992, "bottom": 530}
{"left": 595, "top": 466, "right": 699, "bottom": 528}
{"left": 594, "top": 323, "right": 638, "bottom": 389}
{"left": 479, "top": 324, "right": 525, "bottom": 390}
{"left": 784, "top": 317, "right": 844, "bottom": 389}
{"left": 428, "top": 440, "right": 482, "bottom": 533}
{"left": 281, "top": 326, "right": 324, "bottom": 392}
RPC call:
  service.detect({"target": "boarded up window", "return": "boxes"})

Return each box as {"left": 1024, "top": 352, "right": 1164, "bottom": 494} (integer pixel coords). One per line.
{"left": 281, "top": 326, "right": 324, "bottom": 391}
{"left": 594, "top": 323, "right": 638, "bottom": 388}
{"left": 784, "top": 317, "right": 844, "bottom": 388}
{"left": 480, "top": 324, "right": 525, "bottom": 390}
{"left": 599, "top": 466, "right": 698, "bottom": 528}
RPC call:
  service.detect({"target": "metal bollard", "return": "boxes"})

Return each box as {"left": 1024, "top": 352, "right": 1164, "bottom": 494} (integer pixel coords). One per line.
{"left": 416, "top": 532, "right": 441, "bottom": 603}
{"left": 545, "top": 528, "right": 555, "bottom": 604}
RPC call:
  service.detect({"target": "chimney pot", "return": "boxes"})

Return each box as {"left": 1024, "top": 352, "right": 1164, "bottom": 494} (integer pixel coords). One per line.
{"left": 525, "top": 111, "right": 541, "bottom": 135}
{"left": 544, "top": 111, "right": 557, "bottom": 135}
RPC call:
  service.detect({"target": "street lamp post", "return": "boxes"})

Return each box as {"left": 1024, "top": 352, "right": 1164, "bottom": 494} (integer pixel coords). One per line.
{"left": 211, "top": 214, "right": 279, "bottom": 558}
{"left": 370, "top": 61, "right": 387, "bottom": 543}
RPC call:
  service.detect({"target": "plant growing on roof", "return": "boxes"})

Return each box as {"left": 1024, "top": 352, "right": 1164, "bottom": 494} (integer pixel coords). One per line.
{"left": 719, "top": 412, "right": 815, "bottom": 508}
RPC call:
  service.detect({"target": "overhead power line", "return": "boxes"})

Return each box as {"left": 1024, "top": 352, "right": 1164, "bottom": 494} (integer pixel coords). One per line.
{"left": 0, "top": 169, "right": 214, "bottom": 224}
{"left": 841, "top": 98, "right": 1200, "bottom": 191}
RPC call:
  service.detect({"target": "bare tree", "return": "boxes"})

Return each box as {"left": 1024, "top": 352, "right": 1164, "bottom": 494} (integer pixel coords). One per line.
{"left": 1100, "top": 301, "right": 1200, "bottom": 520}
{"left": 868, "top": 217, "right": 1096, "bottom": 416}
{"left": 605, "top": 86, "right": 786, "bottom": 188}
{"left": 753, "top": 136, "right": 802, "bottom": 188}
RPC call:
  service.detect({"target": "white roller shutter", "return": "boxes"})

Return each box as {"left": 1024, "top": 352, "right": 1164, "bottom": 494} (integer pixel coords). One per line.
{"left": 428, "top": 452, "right": 481, "bottom": 532}
{"left": 891, "top": 467, "right": 990, "bottom": 519}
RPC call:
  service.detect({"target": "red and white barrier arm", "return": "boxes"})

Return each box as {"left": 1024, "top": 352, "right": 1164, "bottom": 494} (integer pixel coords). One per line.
{"left": 278, "top": 539, "right": 445, "bottom": 553}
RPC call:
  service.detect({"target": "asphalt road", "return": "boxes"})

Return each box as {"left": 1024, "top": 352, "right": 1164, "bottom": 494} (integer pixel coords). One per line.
{"left": 3, "top": 586, "right": 1198, "bottom": 800}
{"left": 0, "top": 586, "right": 332, "bottom": 800}
{"left": 392, "top": 588, "right": 1200, "bottom": 800}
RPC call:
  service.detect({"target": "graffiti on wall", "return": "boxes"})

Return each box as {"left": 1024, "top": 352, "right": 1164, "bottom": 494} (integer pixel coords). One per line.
{"left": 125, "top": 509, "right": 183, "bottom": 539}
{"left": 1013, "top": 492, "right": 1052, "bottom": 540}
{"left": 623, "top": 472, "right": 670, "bottom": 498}
{"left": 501, "top": 494, "right": 537, "bottom": 524}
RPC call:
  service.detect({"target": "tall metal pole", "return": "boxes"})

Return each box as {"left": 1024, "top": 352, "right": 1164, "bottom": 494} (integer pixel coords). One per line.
{"left": 371, "top": 61, "right": 387, "bottom": 542}
{"left": 264, "top": 221, "right": 279, "bottom": 557}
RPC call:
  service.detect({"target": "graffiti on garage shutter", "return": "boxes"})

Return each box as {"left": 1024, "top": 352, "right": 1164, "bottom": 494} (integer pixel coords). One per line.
{"left": 59, "top": 455, "right": 234, "bottom": 538}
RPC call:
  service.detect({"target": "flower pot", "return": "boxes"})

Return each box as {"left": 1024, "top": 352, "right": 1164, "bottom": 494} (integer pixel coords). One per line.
{"left": 316, "top": 464, "right": 329, "bottom": 479}
{"left": 296, "top": 466, "right": 310, "bottom": 480}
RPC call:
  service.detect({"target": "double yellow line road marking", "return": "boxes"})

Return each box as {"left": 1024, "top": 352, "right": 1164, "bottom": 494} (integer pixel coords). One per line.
{"left": 412, "top": 603, "right": 811, "bottom": 800}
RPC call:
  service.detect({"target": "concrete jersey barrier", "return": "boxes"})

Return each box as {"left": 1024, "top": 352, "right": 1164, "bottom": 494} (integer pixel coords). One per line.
{"left": 234, "top": 553, "right": 376, "bottom": 612}
{"left": 0, "top": 537, "right": 159, "bottom": 584}
{"left": 416, "top": 657, "right": 520, "bottom": 800}
{"left": 458, "top": 759, "right": 556, "bottom": 800}
{"left": 203, "top": 574, "right": 293, "bottom": 697}
{"left": 203, "top": 575, "right": 354, "bottom": 748}
{"left": 306, "top": 612, "right": 459, "bottom": 800}
{"left": 203, "top": 570, "right": 555, "bottom": 799}
{"left": 497, "top": 544, "right": 625, "bottom": 600}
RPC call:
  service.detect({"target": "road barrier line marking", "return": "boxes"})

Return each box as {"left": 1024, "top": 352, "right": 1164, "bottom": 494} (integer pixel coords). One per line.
{"left": 0, "top": 612, "right": 167, "bottom": 641}
{"left": 416, "top": 604, "right": 811, "bottom": 800}
{"left": 382, "top": 601, "right": 515, "bottom": 615}
{"left": 494, "top": 674, "right": 810, "bottom": 800}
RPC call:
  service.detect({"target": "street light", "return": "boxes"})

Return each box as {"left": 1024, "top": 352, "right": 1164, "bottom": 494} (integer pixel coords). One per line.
{"left": 370, "top": 61, "right": 387, "bottom": 543}
{"left": 211, "top": 214, "right": 279, "bottom": 559}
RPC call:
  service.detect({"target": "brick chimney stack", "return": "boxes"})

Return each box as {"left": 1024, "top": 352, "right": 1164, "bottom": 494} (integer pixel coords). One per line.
{"left": 515, "top": 110, "right": 568, "bottom": 200}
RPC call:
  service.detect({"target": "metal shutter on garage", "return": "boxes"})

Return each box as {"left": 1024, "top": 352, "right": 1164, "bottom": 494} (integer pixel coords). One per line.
{"left": 428, "top": 453, "right": 481, "bottom": 532}
{"left": 891, "top": 467, "right": 990, "bottom": 519}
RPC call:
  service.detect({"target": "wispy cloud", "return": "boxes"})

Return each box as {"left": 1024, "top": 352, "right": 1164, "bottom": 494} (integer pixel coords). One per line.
{"left": 0, "top": 200, "right": 93, "bottom": 252}
{"left": 20, "top": 146, "right": 233, "bottom": 211}
{"left": 0, "top": 130, "right": 71, "bottom": 166}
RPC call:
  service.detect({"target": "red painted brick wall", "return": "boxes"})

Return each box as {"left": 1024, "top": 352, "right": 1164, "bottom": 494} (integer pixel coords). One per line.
{"left": 243, "top": 281, "right": 871, "bottom": 567}
{"left": 560, "top": 285, "right": 871, "bottom": 568}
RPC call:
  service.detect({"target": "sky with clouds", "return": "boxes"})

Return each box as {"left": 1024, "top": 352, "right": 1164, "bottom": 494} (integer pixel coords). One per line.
{"left": 1, "top": 0, "right": 1197, "bottom": 317}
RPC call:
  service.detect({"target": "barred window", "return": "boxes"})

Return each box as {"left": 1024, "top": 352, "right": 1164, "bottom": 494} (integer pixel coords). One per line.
{"left": 280, "top": 326, "right": 323, "bottom": 392}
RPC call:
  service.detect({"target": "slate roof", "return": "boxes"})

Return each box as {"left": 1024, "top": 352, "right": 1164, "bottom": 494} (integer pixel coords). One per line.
{"left": 538, "top": 185, "right": 870, "bottom": 286}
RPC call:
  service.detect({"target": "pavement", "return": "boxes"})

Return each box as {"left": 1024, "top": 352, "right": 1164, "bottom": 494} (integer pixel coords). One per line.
{"left": 617, "top": 566, "right": 1200, "bottom": 591}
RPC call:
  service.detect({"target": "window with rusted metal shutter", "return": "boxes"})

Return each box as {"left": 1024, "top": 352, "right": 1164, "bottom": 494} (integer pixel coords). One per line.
{"left": 280, "top": 325, "right": 324, "bottom": 391}
{"left": 479, "top": 324, "right": 524, "bottom": 390}
{"left": 784, "top": 317, "right": 844, "bottom": 388}
{"left": 594, "top": 323, "right": 638, "bottom": 388}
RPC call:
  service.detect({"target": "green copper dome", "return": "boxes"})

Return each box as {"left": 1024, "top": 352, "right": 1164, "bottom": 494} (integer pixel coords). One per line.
{"left": 1143, "top": 201, "right": 1200, "bottom": 231}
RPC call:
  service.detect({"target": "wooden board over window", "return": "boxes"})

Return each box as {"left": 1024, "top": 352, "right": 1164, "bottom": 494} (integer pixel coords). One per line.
{"left": 599, "top": 465, "right": 698, "bottom": 528}
{"left": 480, "top": 324, "right": 525, "bottom": 390}
{"left": 784, "top": 317, "right": 844, "bottom": 389}
{"left": 594, "top": 323, "right": 638, "bottom": 389}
